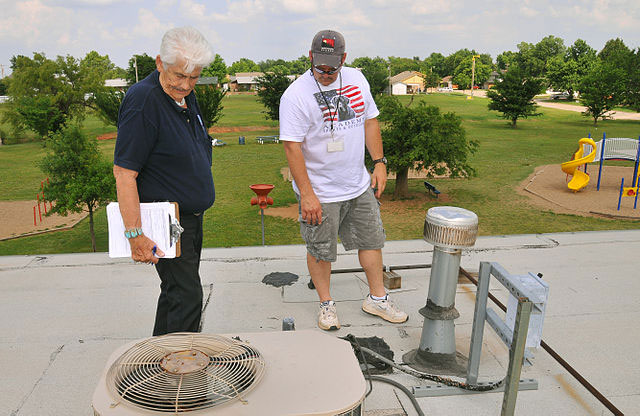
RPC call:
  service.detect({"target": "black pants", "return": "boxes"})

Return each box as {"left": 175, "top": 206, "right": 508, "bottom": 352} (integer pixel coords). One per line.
{"left": 153, "top": 213, "right": 204, "bottom": 336}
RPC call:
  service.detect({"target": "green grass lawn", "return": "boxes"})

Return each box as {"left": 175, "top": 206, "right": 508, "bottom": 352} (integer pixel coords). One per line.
{"left": 1, "top": 93, "right": 638, "bottom": 255}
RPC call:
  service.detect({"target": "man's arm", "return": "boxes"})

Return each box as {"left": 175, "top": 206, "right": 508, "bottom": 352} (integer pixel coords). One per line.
{"left": 364, "top": 117, "right": 387, "bottom": 198}
{"left": 282, "top": 141, "right": 323, "bottom": 225}
{"left": 113, "top": 165, "right": 164, "bottom": 263}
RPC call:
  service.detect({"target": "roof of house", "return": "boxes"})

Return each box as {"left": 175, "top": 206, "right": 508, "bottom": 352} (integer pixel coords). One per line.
{"left": 389, "top": 70, "right": 424, "bottom": 84}
{"left": 230, "top": 72, "right": 264, "bottom": 84}
{"left": 196, "top": 76, "right": 218, "bottom": 85}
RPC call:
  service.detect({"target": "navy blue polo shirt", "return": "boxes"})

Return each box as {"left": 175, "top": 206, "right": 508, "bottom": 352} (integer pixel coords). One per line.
{"left": 114, "top": 70, "right": 214, "bottom": 214}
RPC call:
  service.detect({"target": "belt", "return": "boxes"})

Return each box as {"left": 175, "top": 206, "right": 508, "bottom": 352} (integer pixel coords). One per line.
{"left": 180, "top": 211, "right": 202, "bottom": 217}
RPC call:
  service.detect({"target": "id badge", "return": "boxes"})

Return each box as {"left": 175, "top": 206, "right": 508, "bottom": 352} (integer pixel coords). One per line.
{"left": 327, "top": 140, "right": 344, "bottom": 153}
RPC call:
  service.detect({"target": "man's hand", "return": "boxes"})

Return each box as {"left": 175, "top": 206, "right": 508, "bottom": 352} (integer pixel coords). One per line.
{"left": 371, "top": 163, "right": 387, "bottom": 198}
{"left": 129, "top": 234, "right": 165, "bottom": 264}
{"left": 300, "top": 193, "right": 323, "bottom": 225}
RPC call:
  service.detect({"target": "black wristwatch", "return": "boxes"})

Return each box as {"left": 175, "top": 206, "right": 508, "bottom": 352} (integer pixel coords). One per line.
{"left": 372, "top": 156, "right": 387, "bottom": 166}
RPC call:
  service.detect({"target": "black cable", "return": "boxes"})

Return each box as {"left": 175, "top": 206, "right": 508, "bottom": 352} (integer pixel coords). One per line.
{"left": 365, "top": 375, "right": 426, "bottom": 416}
{"left": 342, "top": 334, "right": 373, "bottom": 397}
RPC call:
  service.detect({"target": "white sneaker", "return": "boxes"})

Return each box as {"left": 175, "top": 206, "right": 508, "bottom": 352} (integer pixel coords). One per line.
{"left": 318, "top": 301, "right": 341, "bottom": 331}
{"left": 362, "top": 295, "right": 408, "bottom": 323}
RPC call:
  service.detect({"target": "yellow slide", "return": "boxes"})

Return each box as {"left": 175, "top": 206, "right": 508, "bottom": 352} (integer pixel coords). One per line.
{"left": 561, "top": 138, "right": 597, "bottom": 192}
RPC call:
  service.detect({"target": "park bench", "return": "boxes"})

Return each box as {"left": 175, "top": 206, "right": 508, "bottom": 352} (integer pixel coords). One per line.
{"left": 256, "top": 135, "right": 280, "bottom": 144}
{"left": 423, "top": 181, "right": 441, "bottom": 198}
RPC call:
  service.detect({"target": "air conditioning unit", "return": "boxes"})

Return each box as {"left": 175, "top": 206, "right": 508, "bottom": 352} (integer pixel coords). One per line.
{"left": 93, "top": 330, "right": 365, "bottom": 415}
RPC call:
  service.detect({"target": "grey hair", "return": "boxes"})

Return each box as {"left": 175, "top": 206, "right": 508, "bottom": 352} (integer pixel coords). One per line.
{"left": 159, "top": 27, "right": 214, "bottom": 73}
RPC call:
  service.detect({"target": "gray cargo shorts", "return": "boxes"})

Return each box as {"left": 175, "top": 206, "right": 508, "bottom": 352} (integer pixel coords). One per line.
{"left": 297, "top": 187, "right": 385, "bottom": 262}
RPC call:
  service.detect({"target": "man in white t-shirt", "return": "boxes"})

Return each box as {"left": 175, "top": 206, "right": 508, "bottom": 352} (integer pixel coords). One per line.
{"left": 280, "top": 30, "right": 408, "bottom": 331}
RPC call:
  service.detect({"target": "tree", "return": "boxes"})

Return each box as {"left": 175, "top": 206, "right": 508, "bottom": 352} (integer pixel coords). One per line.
{"left": 496, "top": 51, "right": 517, "bottom": 71}
{"left": 93, "top": 88, "right": 125, "bottom": 127}
{"left": 350, "top": 56, "right": 389, "bottom": 96}
{"left": 288, "top": 55, "right": 310, "bottom": 75}
{"left": 547, "top": 39, "right": 596, "bottom": 99}
{"left": 377, "top": 96, "right": 477, "bottom": 199}
{"left": 625, "top": 49, "right": 640, "bottom": 111}
{"left": 201, "top": 54, "right": 228, "bottom": 84}
{"left": 598, "top": 38, "right": 632, "bottom": 68}
{"left": 0, "top": 78, "right": 7, "bottom": 95}
{"left": 443, "top": 49, "right": 473, "bottom": 76}
{"left": 578, "top": 61, "right": 625, "bottom": 125}
{"left": 228, "top": 58, "right": 260, "bottom": 75}
{"left": 5, "top": 52, "right": 85, "bottom": 139}
{"left": 423, "top": 52, "right": 446, "bottom": 77}
{"left": 39, "top": 125, "right": 116, "bottom": 251}
{"left": 487, "top": 65, "right": 543, "bottom": 127}
{"left": 255, "top": 70, "right": 292, "bottom": 120}
{"left": 193, "top": 85, "right": 225, "bottom": 128}
{"left": 126, "top": 53, "right": 156, "bottom": 84}
{"left": 79, "top": 51, "right": 118, "bottom": 94}
{"left": 452, "top": 56, "right": 491, "bottom": 89}
{"left": 388, "top": 56, "right": 421, "bottom": 75}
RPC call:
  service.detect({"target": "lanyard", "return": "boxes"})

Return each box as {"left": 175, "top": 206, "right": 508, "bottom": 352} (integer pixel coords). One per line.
{"left": 312, "top": 70, "right": 342, "bottom": 134}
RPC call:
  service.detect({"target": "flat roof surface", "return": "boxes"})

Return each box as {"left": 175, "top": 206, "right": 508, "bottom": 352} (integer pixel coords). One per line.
{"left": 1, "top": 230, "right": 639, "bottom": 415}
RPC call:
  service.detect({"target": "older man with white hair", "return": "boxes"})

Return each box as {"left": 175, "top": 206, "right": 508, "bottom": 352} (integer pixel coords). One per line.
{"left": 113, "top": 27, "right": 215, "bottom": 336}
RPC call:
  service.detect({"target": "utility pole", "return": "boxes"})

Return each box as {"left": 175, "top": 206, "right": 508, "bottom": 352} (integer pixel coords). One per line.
{"left": 134, "top": 56, "right": 139, "bottom": 83}
{"left": 469, "top": 55, "right": 480, "bottom": 99}
{"left": 0, "top": 64, "right": 5, "bottom": 79}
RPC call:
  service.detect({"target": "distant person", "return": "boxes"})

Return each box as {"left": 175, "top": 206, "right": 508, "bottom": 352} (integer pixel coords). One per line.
{"left": 279, "top": 29, "right": 408, "bottom": 330}
{"left": 113, "top": 27, "right": 215, "bottom": 336}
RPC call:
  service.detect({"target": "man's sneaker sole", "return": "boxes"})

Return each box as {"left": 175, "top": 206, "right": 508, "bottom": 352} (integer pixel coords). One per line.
{"left": 318, "top": 322, "right": 340, "bottom": 331}
{"left": 362, "top": 304, "right": 409, "bottom": 323}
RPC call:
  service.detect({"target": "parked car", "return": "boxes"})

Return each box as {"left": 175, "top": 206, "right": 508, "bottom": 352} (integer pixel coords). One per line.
{"left": 550, "top": 91, "right": 570, "bottom": 100}
{"left": 438, "top": 86, "right": 453, "bottom": 92}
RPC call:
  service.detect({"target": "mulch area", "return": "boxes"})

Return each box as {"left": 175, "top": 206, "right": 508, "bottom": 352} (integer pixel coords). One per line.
{"left": 517, "top": 164, "right": 640, "bottom": 219}
{"left": 0, "top": 200, "right": 87, "bottom": 240}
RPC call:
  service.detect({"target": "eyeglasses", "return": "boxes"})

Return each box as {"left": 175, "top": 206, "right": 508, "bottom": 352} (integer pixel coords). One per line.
{"left": 313, "top": 65, "right": 341, "bottom": 75}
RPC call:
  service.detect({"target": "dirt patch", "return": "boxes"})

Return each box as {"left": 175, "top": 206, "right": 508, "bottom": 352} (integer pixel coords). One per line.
{"left": 96, "top": 132, "right": 117, "bottom": 140}
{"left": 0, "top": 200, "right": 88, "bottom": 240}
{"left": 517, "top": 164, "right": 640, "bottom": 219}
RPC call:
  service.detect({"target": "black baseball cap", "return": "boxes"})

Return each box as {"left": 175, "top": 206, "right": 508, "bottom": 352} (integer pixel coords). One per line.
{"left": 310, "top": 30, "right": 345, "bottom": 68}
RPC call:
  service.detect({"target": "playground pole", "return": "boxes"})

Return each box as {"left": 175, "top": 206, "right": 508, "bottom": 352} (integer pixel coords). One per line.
{"left": 634, "top": 185, "right": 639, "bottom": 210}
{"left": 618, "top": 177, "right": 624, "bottom": 211}
{"left": 597, "top": 132, "right": 606, "bottom": 191}
{"left": 37, "top": 194, "right": 42, "bottom": 222}
{"left": 33, "top": 206, "right": 37, "bottom": 226}
{"left": 585, "top": 133, "right": 591, "bottom": 175}
{"left": 632, "top": 135, "right": 640, "bottom": 188}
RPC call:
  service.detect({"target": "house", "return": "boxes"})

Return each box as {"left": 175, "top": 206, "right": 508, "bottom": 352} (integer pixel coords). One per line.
{"left": 228, "top": 72, "right": 264, "bottom": 92}
{"left": 483, "top": 71, "right": 503, "bottom": 89}
{"left": 104, "top": 78, "right": 128, "bottom": 88}
{"left": 389, "top": 71, "right": 425, "bottom": 95}
{"left": 196, "top": 76, "right": 218, "bottom": 86}
{"left": 439, "top": 75, "right": 456, "bottom": 90}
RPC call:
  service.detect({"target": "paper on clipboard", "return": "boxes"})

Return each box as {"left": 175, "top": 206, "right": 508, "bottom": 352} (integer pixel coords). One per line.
{"left": 107, "top": 202, "right": 182, "bottom": 258}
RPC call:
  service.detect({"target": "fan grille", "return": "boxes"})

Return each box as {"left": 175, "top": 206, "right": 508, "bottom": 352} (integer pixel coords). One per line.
{"left": 106, "top": 333, "right": 266, "bottom": 413}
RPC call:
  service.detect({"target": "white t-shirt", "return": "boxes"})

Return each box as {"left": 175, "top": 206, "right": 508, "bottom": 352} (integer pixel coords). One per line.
{"left": 279, "top": 67, "right": 380, "bottom": 203}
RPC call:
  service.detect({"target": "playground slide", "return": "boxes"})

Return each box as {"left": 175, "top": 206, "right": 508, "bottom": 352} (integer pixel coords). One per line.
{"left": 561, "top": 138, "right": 597, "bottom": 191}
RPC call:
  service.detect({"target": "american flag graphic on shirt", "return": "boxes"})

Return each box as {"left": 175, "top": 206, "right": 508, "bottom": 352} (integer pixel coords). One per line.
{"left": 313, "top": 85, "right": 365, "bottom": 123}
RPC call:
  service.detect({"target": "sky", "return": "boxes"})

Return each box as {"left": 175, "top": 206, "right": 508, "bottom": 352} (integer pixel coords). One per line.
{"left": 0, "top": 0, "right": 639, "bottom": 76}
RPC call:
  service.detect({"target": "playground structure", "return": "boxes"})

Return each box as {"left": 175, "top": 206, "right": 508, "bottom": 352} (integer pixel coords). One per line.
{"left": 561, "top": 133, "right": 640, "bottom": 210}
{"left": 560, "top": 138, "right": 596, "bottom": 192}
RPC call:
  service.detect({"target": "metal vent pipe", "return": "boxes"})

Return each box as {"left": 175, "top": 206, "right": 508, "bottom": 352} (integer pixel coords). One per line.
{"left": 404, "top": 206, "right": 478, "bottom": 374}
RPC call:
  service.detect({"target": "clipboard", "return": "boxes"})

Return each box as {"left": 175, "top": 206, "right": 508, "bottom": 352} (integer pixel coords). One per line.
{"left": 107, "top": 202, "right": 182, "bottom": 258}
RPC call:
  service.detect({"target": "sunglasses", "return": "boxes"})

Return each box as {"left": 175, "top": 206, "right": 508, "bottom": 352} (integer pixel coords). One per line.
{"left": 313, "top": 65, "right": 341, "bottom": 75}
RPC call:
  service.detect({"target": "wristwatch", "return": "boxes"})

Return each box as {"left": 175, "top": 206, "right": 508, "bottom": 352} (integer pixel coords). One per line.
{"left": 372, "top": 156, "right": 387, "bottom": 166}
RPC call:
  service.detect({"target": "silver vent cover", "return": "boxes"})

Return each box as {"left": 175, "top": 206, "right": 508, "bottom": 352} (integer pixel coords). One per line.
{"left": 423, "top": 206, "right": 478, "bottom": 249}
